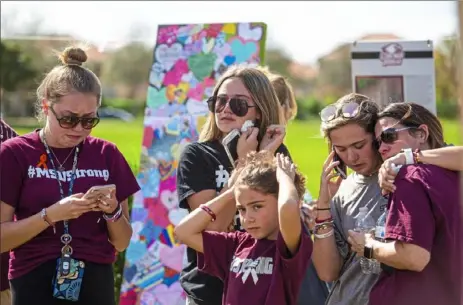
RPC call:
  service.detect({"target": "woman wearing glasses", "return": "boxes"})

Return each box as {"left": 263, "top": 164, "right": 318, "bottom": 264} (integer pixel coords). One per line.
{"left": 0, "top": 47, "right": 140, "bottom": 305}
{"left": 176, "top": 65, "right": 291, "bottom": 305}
{"left": 347, "top": 102, "right": 461, "bottom": 305}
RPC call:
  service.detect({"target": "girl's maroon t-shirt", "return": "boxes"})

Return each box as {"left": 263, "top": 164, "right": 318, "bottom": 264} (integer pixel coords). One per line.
{"left": 0, "top": 130, "right": 140, "bottom": 279}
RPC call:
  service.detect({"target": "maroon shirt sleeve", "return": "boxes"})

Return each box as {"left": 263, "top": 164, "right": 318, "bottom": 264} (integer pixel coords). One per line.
{"left": 276, "top": 223, "right": 313, "bottom": 296}
{"left": 386, "top": 167, "right": 435, "bottom": 252}
{"left": 0, "top": 142, "right": 24, "bottom": 208}
{"left": 197, "top": 231, "right": 240, "bottom": 281}
{"left": 107, "top": 143, "right": 140, "bottom": 203}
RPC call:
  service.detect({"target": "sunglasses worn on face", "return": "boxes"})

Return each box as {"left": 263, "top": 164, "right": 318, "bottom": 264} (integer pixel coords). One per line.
{"left": 207, "top": 95, "right": 255, "bottom": 117}
{"left": 375, "top": 127, "right": 415, "bottom": 147}
{"left": 320, "top": 101, "right": 361, "bottom": 122}
{"left": 50, "top": 107, "right": 100, "bottom": 130}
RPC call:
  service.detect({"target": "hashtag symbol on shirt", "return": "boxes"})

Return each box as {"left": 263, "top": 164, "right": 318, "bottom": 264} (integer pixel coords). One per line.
{"left": 28, "top": 165, "right": 36, "bottom": 178}
{"left": 215, "top": 165, "right": 229, "bottom": 188}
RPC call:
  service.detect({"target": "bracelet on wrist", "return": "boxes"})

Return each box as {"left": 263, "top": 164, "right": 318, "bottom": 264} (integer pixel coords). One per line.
{"left": 200, "top": 204, "right": 217, "bottom": 222}
{"left": 314, "top": 229, "right": 334, "bottom": 239}
{"left": 314, "top": 221, "right": 334, "bottom": 234}
{"left": 103, "top": 204, "right": 122, "bottom": 222}
{"left": 316, "top": 207, "right": 331, "bottom": 211}
{"left": 315, "top": 216, "right": 333, "bottom": 224}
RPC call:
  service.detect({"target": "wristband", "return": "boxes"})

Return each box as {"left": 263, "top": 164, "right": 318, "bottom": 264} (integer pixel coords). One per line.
{"left": 41, "top": 208, "right": 56, "bottom": 234}
{"left": 315, "top": 216, "right": 333, "bottom": 224}
{"left": 200, "top": 204, "right": 216, "bottom": 222}
{"left": 400, "top": 148, "right": 414, "bottom": 165}
{"left": 314, "top": 229, "right": 334, "bottom": 239}
{"left": 103, "top": 204, "right": 123, "bottom": 222}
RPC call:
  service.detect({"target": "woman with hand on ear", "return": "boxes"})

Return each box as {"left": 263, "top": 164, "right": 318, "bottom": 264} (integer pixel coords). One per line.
{"left": 176, "top": 64, "right": 291, "bottom": 305}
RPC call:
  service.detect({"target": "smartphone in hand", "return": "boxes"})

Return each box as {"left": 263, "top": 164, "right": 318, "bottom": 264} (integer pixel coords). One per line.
{"left": 332, "top": 147, "right": 347, "bottom": 179}
{"left": 222, "top": 120, "right": 255, "bottom": 164}
{"left": 83, "top": 184, "right": 116, "bottom": 201}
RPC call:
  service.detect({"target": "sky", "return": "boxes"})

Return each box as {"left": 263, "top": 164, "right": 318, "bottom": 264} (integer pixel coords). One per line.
{"left": 1, "top": 1, "right": 458, "bottom": 65}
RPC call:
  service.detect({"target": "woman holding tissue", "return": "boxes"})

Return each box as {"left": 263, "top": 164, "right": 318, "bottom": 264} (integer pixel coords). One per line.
{"left": 176, "top": 64, "right": 290, "bottom": 305}
{"left": 0, "top": 46, "right": 140, "bottom": 305}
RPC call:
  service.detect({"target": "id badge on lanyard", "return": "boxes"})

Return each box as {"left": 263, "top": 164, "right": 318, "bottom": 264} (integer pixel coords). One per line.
{"left": 40, "top": 130, "right": 86, "bottom": 302}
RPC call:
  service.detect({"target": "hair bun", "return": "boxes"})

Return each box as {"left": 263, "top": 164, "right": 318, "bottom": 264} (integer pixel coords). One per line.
{"left": 59, "top": 47, "right": 87, "bottom": 66}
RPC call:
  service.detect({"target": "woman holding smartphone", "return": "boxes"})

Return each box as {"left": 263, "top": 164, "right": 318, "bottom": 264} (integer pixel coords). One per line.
{"left": 0, "top": 46, "right": 140, "bottom": 305}
{"left": 176, "top": 64, "right": 290, "bottom": 305}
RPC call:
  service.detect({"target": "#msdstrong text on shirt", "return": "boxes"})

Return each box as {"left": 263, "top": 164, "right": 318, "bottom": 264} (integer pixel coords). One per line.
{"left": 230, "top": 255, "right": 274, "bottom": 285}
{"left": 27, "top": 158, "right": 110, "bottom": 182}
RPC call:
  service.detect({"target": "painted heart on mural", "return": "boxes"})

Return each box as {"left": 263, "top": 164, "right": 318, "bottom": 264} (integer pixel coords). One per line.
{"left": 222, "top": 23, "right": 237, "bottom": 35}
{"left": 159, "top": 244, "right": 185, "bottom": 272}
{"left": 155, "top": 43, "right": 183, "bottom": 71}
{"left": 202, "top": 37, "right": 216, "bottom": 53}
{"left": 238, "top": 23, "right": 263, "bottom": 41}
{"left": 123, "top": 264, "right": 138, "bottom": 283}
{"left": 166, "top": 82, "right": 190, "bottom": 104}
{"left": 160, "top": 189, "right": 178, "bottom": 210}
{"left": 224, "top": 55, "right": 236, "bottom": 66}
{"left": 149, "top": 70, "right": 165, "bottom": 90}
{"left": 125, "top": 240, "right": 147, "bottom": 265}
{"left": 158, "top": 160, "right": 174, "bottom": 180}
{"left": 153, "top": 282, "right": 184, "bottom": 305}
{"left": 188, "top": 53, "right": 217, "bottom": 82}
{"left": 168, "top": 208, "right": 188, "bottom": 226}
{"left": 147, "top": 87, "right": 167, "bottom": 110}
{"left": 230, "top": 38, "right": 258, "bottom": 64}
{"left": 149, "top": 200, "right": 170, "bottom": 228}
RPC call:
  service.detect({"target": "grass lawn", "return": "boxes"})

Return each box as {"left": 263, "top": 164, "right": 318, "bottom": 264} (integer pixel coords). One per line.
{"left": 12, "top": 117, "right": 462, "bottom": 198}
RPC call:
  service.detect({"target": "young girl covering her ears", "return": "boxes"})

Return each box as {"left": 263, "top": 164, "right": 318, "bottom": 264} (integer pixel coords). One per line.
{"left": 175, "top": 151, "right": 312, "bottom": 305}
{"left": 176, "top": 64, "right": 291, "bottom": 305}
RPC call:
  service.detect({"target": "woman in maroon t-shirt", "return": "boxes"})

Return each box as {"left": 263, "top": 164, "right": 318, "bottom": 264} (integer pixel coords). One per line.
{"left": 348, "top": 102, "right": 461, "bottom": 305}
{"left": 0, "top": 47, "right": 140, "bottom": 305}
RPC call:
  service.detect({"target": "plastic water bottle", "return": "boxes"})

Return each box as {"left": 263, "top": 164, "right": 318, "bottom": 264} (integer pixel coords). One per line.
{"left": 354, "top": 207, "right": 376, "bottom": 274}
{"left": 370, "top": 209, "right": 388, "bottom": 274}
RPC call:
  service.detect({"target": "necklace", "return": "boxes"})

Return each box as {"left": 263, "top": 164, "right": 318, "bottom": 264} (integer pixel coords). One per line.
{"left": 40, "top": 129, "right": 76, "bottom": 172}
{"left": 49, "top": 147, "right": 76, "bottom": 172}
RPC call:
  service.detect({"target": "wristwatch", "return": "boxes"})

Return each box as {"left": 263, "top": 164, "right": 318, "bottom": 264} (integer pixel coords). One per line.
{"left": 364, "top": 244, "right": 374, "bottom": 259}
{"left": 400, "top": 148, "right": 414, "bottom": 165}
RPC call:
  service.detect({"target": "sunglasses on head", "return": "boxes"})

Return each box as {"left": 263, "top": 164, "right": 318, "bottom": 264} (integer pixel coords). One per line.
{"left": 375, "top": 127, "right": 417, "bottom": 147}
{"left": 207, "top": 95, "right": 255, "bottom": 117}
{"left": 49, "top": 106, "right": 100, "bottom": 130}
{"left": 320, "top": 101, "right": 361, "bottom": 122}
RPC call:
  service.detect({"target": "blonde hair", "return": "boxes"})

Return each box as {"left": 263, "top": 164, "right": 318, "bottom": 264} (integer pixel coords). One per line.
{"left": 35, "top": 46, "right": 102, "bottom": 121}
{"left": 199, "top": 64, "right": 284, "bottom": 142}
{"left": 256, "top": 66, "right": 298, "bottom": 122}
{"left": 234, "top": 151, "right": 306, "bottom": 200}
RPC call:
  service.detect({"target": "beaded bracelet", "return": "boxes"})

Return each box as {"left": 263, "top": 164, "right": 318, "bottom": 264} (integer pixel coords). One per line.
{"left": 314, "top": 220, "right": 334, "bottom": 234}
{"left": 314, "top": 229, "right": 334, "bottom": 239}
{"left": 200, "top": 204, "right": 216, "bottom": 222}
{"left": 103, "top": 203, "right": 123, "bottom": 222}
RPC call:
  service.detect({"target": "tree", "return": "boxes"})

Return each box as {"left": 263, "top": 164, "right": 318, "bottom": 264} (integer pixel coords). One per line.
{"left": 100, "top": 42, "right": 153, "bottom": 99}
{"left": 0, "top": 41, "right": 37, "bottom": 92}
{"left": 434, "top": 35, "right": 460, "bottom": 117}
